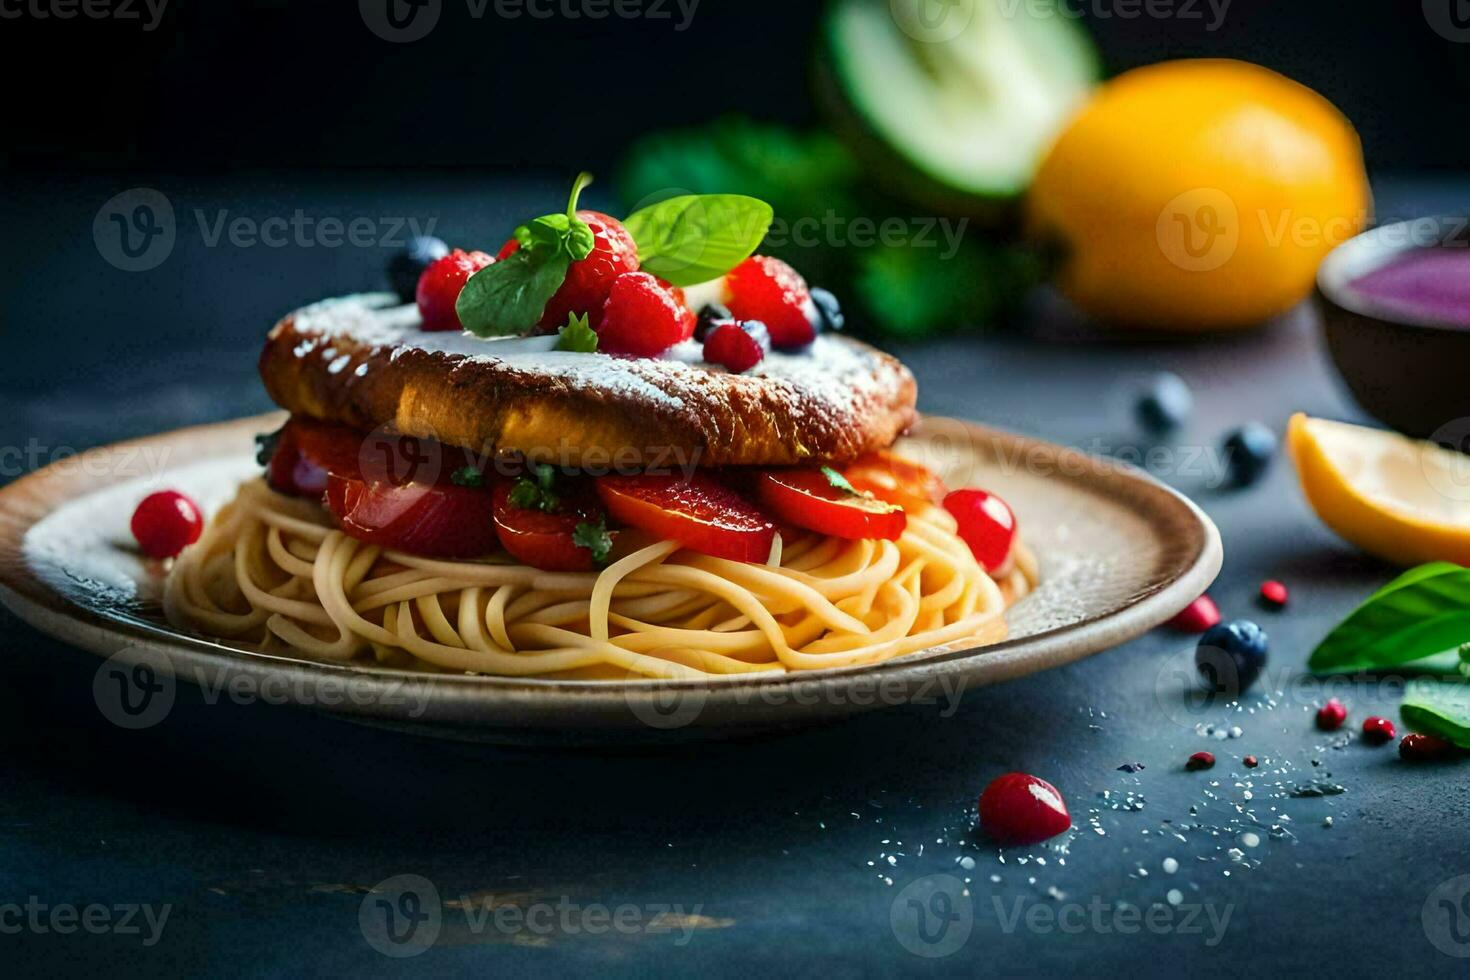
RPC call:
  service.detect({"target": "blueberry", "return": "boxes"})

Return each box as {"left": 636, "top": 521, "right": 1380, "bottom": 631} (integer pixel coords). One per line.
{"left": 695, "top": 302, "right": 733, "bottom": 341}
{"left": 1223, "top": 423, "right": 1278, "bottom": 487}
{"left": 388, "top": 235, "right": 450, "bottom": 302}
{"left": 809, "top": 287, "right": 844, "bottom": 334}
{"left": 1135, "top": 373, "right": 1192, "bottom": 433}
{"left": 1195, "top": 620, "right": 1268, "bottom": 695}
{"left": 739, "top": 319, "right": 771, "bottom": 354}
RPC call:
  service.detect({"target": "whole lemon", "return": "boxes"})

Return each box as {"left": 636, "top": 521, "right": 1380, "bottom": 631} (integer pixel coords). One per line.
{"left": 1027, "top": 59, "right": 1372, "bottom": 331}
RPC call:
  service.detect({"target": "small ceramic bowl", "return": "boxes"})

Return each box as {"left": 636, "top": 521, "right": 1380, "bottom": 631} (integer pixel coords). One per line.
{"left": 1316, "top": 216, "right": 1470, "bottom": 440}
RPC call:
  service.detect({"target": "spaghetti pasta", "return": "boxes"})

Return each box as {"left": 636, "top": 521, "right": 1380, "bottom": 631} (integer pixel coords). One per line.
{"left": 164, "top": 478, "right": 1034, "bottom": 680}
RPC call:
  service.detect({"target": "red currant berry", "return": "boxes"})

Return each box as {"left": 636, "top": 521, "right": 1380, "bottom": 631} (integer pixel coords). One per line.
{"left": 942, "top": 488, "right": 1017, "bottom": 573}
{"left": 131, "top": 490, "right": 204, "bottom": 559}
{"left": 1186, "top": 751, "right": 1216, "bottom": 771}
{"left": 1399, "top": 732, "right": 1459, "bottom": 761}
{"left": 1169, "top": 594, "right": 1221, "bottom": 633}
{"left": 597, "top": 272, "right": 691, "bottom": 356}
{"left": 416, "top": 248, "right": 493, "bottom": 332}
{"left": 1360, "top": 716, "right": 1396, "bottom": 744}
{"left": 725, "top": 255, "right": 815, "bottom": 350}
{"left": 978, "top": 772, "right": 1071, "bottom": 846}
{"left": 1243, "top": 755, "right": 1259, "bottom": 768}
{"left": 702, "top": 320, "right": 770, "bottom": 373}
{"left": 1259, "top": 579, "right": 1288, "bottom": 609}
{"left": 1316, "top": 698, "right": 1347, "bottom": 731}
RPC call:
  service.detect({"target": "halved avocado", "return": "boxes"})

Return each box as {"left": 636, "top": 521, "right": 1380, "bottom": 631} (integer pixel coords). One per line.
{"left": 821, "top": 0, "right": 1099, "bottom": 215}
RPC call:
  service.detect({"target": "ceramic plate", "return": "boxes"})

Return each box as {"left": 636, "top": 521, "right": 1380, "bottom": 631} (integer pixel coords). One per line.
{"left": 0, "top": 414, "right": 1221, "bottom": 744}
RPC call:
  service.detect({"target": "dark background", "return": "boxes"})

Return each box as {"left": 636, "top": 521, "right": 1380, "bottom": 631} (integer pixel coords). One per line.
{"left": 3, "top": 0, "right": 1468, "bottom": 176}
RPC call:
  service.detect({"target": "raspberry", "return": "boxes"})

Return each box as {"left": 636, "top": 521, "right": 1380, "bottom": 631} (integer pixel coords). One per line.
{"left": 703, "top": 320, "right": 770, "bottom": 373}
{"left": 498, "top": 211, "right": 639, "bottom": 332}
{"left": 725, "top": 255, "right": 815, "bottom": 350}
{"left": 597, "top": 272, "right": 692, "bottom": 356}
{"left": 416, "top": 248, "right": 493, "bottom": 332}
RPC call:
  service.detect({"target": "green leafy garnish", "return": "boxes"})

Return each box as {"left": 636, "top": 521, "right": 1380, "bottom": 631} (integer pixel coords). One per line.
{"left": 456, "top": 173, "right": 596, "bottom": 337}
{"left": 450, "top": 466, "right": 484, "bottom": 488}
{"left": 255, "top": 425, "right": 285, "bottom": 467}
{"left": 855, "top": 238, "right": 1043, "bottom": 339}
{"left": 508, "top": 463, "right": 560, "bottom": 512}
{"left": 821, "top": 466, "right": 858, "bottom": 496}
{"left": 573, "top": 517, "right": 614, "bottom": 566}
{"left": 555, "top": 311, "right": 598, "bottom": 353}
{"left": 1308, "top": 563, "right": 1470, "bottom": 675}
{"left": 1401, "top": 678, "right": 1470, "bottom": 748}
{"left": 623, "top": 193, "right": 773, "bottom": 287}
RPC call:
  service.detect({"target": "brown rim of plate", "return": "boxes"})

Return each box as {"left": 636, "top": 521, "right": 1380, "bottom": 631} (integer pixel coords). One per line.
{"left": 0, "top": 413, "right": 1222, "bottom": 738}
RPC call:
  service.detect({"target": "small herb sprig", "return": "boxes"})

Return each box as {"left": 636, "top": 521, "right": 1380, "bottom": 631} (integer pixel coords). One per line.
{"left": 508, "top": 463, "right": 561, "bottom": 513}
{"left": 450, "top": 466, "right": 484, "bottom": 488}
{"left": 821, "top": 465, "right": 859, "bottom": 496}
{"left": 255, "top": 425, "right": 285, "bottom": 467}
{"left": 573, "top": 517, "right": 614, "bottom": 566}
{"left": 456, "top": 173, "right": 597, "bottom": 337}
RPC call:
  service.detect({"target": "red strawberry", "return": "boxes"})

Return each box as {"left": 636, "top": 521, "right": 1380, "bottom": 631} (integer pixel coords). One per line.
{"left": 725, "top": 255, "right": 815, "bottom": 350}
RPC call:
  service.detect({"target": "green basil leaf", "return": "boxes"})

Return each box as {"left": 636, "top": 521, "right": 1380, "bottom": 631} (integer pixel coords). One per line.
{"left": 1401, "top": 678, "right": 1470, "bottom": 747}
{"left": 456, "top": 173, "right": 596, "bottom": 336}
{"left": 555, "top": 312, "right": 598, "bottom": 353}
{"left": 525, "top": 212, "right": 594, "bottom": 262}
{"left": 456, "top": 248, "right": 572, "bottom": 337}
{"left": 1308, "top": 563, "right": 1470, "bottom": 674}
{"left": 624, "top": 194, "right": 773, "bottom": 287}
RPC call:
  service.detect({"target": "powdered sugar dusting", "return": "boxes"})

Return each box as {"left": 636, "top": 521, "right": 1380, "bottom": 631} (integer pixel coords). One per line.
{"left": 286, "top": 293, "right": 886, "bottom": 419}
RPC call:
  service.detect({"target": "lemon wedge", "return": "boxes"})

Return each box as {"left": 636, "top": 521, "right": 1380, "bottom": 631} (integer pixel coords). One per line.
{"left": 1288, "top": 414, "right": 1470, "bottom": 566}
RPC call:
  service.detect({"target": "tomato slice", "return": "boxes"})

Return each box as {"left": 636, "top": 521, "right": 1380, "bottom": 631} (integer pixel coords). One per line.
{"left": 492, "top": 479, "right": 613, "bottom": 572}
{"left": 595, "top": 473, "right": 776, "bottom": 563}
{"left": 942, "top": 488, "right": 1017, "bottom": 572}
{"left": 842, "top": 450, "right": 948, "bottom": 512}
{"left": 274, "top": 416, "right": 479, "bottom": 489}
{"left": 754, "top": 468, "right": 907, "bottom": 541}
{"left": 325, "top": 472, "right": 499, "bottom": 559}
{"left": 265, "top": 423, "right": 331, "bottom": 498}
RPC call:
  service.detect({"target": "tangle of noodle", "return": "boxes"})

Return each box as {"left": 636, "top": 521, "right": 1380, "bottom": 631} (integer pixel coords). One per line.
{"left": 163, "top": 478, "right": 1036, "bottom": 680}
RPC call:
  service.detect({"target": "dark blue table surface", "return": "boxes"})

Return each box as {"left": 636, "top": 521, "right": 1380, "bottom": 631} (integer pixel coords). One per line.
{"left": 2, "top": 174, "right": 1469, "bottom": 977}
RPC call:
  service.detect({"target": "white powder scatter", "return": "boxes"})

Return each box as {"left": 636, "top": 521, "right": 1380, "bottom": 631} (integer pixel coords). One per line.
{"left": 285, "top": 293, "right": 890, "bottom": 421}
